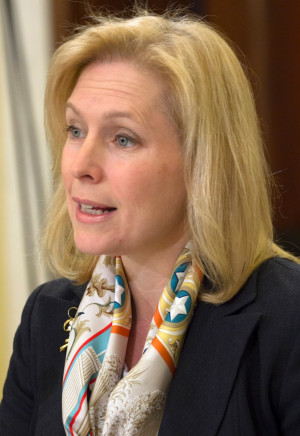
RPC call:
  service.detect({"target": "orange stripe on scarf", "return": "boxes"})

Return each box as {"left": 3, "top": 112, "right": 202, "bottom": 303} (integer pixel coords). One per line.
{"left": 152, "top": 336, "right": 176, "bottom": 375}
{"left": 111, "top": 325, "right": 130, "bottom": 337}
{"left": 154, "top": 307, "right": 163, "bottom": 328}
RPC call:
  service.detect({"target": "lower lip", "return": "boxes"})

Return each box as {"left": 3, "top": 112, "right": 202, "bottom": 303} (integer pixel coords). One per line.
{"left": 75, "top": 204, "right": 117, "bottom": 224}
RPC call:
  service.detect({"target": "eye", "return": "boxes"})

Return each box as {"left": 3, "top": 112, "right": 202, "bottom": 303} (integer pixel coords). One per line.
{"left": 66, "top": 125, "right": 85, "bottom": 139}
{"left": 116, "top": 135, "right": 135, "bottom": 147}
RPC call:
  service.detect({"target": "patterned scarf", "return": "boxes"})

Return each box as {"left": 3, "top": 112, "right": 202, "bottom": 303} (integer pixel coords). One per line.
{"left": 62, "top": 247, "right": 203, "bottom": 435}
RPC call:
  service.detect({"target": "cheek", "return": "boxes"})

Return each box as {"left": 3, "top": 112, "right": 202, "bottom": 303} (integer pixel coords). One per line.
{"left": 61, "top": 147, "right": 72, "bottom": 191}
{"left": 121, "top": 161, "right": 185, "bottom": 208}
{"left": 61, "top": 149, "right": 75, "bottom": 221}
{"left": 156, "top": 158, "right": 185, "bottom": 192}
{"left": 155, "top": 161, "right": 186, "bottom": 213}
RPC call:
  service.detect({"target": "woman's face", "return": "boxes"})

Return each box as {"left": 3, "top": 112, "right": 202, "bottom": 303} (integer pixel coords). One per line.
{"left": 62, "top": 61, "right": 187, "bottom": 259}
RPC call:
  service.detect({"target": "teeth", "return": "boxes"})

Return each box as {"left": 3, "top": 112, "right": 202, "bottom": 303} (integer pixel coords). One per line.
{"left": 80, "top": 204, "right": 111, "bottom": 215}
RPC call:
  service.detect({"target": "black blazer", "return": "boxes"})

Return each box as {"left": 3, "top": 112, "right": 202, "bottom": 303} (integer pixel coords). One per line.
{"left": 1, "top": 257, "right": 300, "bottom": 435}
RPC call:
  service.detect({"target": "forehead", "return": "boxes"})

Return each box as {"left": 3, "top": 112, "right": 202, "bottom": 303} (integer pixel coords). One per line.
{"left": 71, "top": 61, "right": 165, "bottom": 104}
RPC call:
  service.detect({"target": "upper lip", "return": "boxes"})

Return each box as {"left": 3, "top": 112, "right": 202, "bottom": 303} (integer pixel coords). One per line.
{"left": 72, "top": 197, "right": 116, "bottom": 209}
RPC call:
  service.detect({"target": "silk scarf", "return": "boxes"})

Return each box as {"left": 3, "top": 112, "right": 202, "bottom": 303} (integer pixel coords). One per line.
{"left": 62, "top": 247, "right": 203, "bottom": 435}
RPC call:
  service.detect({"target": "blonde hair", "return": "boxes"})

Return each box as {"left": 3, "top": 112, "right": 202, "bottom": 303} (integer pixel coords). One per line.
{"left": 44, "top": 9, "right": 297, "bottom": 304}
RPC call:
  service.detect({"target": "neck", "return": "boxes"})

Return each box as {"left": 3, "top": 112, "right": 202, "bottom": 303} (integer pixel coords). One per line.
{"left": 121, "top": 236, "right": 187, "bottom": 319}
{"left": 121, "top": 236, "right": 187, "bottom": 369}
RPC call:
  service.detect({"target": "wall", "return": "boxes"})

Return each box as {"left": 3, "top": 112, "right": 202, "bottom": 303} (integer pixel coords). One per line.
{"left": 0, "top": 0, "right": 52, "bottom": 397}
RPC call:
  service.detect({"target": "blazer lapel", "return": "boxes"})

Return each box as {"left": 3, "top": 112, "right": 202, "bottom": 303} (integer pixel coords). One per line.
{"left": 159, "top": 271, "right": 262, "bottom": 436}
{"left": 31, "top": 282, "right": 86, "bottom": 434}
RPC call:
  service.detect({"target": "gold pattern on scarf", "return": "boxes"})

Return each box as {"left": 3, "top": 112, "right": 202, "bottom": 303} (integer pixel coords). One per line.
{"left": 87, "top": 274, "right": 115, "bottom": 298}
{"left": 60, "top": 306, "right": 78, "bottom": 352}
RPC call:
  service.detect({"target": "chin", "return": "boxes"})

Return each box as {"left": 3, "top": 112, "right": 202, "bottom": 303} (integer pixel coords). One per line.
{"left": 73, "top": 232, "right": 120, "bottom": 256}
{"left": 73, "top": 234, "right": 104, "bottom": 255}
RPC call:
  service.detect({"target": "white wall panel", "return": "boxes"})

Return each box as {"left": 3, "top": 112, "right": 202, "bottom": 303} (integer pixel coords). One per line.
{"left": 0, "top": 0, "right": 52, "bottom": 396}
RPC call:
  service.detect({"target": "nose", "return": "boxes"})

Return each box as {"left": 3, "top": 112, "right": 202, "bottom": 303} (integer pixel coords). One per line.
{"left": 70, "top": 134, "right": 104, "bottom": 183}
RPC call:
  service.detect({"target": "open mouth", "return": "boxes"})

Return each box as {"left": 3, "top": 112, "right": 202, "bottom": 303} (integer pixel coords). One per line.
{"left": 79, "top": 204, "right": 116, "bottom": 215}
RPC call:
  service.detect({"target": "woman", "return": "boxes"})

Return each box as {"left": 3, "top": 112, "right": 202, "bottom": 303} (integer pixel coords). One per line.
{"left": 1, "top": 9, "right": 300, "bottom": 436}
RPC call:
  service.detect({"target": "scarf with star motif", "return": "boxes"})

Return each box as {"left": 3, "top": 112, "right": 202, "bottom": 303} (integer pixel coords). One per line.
{"left": 62, "top": 246, "right": 203, "bottom": 435}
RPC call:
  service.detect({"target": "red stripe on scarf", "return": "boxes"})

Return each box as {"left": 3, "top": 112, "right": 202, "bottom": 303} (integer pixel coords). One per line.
{"left": 63, "top": 322, "right": 112, "bottom": 386}
{"left": 69, "top": 389, "right": 88, "bottom": 436}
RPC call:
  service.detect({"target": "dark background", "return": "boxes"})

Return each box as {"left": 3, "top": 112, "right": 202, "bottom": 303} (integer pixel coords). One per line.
{"left": 52, "top": 0, "right": 300, "bottom": 255}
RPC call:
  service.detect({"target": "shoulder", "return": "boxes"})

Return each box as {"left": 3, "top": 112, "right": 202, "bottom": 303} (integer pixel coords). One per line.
{"left": 18, "top": 278, "right": 87, "bottom": 340}
{"left": 216, "top": 256, "right": 300, "bottom": 349}
{"left": 251, "top": 257, "right": 300, "bottom": 312}
{"left": 237, "top": 257, "right": 300, "bottom": 362}
{"left": 30, "top": 277, "right": 87, "bottom": 300}
{"left": 217, "top": 257, "right": 300, "bottom": 318}
{"left": 256, "top": 257, "right": 300, "bottom": 290}
{"left": 25, "top": 277, "right": 87, "bottom": 311}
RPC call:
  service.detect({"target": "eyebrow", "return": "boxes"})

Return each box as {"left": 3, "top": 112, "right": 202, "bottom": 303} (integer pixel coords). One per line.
{"left": 65, "top": 101, "right": 137, "bottom": 121}
{"left": 65, "top": 101, "right": 80, "bottom": 115}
